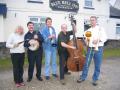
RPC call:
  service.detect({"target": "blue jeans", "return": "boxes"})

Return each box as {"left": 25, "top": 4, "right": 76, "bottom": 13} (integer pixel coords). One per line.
{"left": 44, "top": 47, "right": 57, "bottom": 76}
{"left": 81, "top": 47, "right": 103, "bottom": 81}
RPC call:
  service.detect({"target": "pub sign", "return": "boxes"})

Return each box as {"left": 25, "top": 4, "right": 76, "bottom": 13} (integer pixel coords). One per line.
{"left": 50, "top": 0, "right": 79, "bottom": 12}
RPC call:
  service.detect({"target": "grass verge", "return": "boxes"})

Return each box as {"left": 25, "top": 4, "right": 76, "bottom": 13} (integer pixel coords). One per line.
{"left": 0, "top": 48, "right": 120, "bottom": 70}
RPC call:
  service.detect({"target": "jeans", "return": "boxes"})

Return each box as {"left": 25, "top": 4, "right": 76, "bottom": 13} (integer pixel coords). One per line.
{"left": 81, "top": 47, "right": 103, "bottom": 81}
{"left": 44, "top": 47, "right": 57, "bottom": 76}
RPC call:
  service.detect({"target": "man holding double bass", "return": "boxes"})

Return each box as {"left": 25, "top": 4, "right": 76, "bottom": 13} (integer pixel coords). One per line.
{"left": 57, "top": 24, "right": 76, "bottom": 85}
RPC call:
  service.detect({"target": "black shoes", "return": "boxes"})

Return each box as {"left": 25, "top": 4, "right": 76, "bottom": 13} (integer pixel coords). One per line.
{"left": 45, "top": 76, "right": 50, "bottom": 80}
{"left": 65, "top": 72, "right": 71, "bottom": 75}
{"left": 37, "top": 77, "right": 43, "bottom": 81}
{"left": 27, "top": 78, "right": 32, "bottom": 82}
{"left": 27, "top": 76, "right": 43, "bottom": 82}
{"left": 52, "top": 74, "right": 58, "bottom": 78}
{"left": 77, "top": 78, "right": 85, "bottom": 83}
{"left": 45, "top": 74, "right": 58, "bottom": 80}
{"left": 92, "top": 80, "right": 98, "bottom": 86}
{"left": 60, "top": 80, "right": 66, "bottom": 85}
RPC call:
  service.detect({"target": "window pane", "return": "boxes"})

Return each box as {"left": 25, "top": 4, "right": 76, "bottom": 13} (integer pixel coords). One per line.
{"left": 29, "top": 16, "right": 46, "bottom": 31}
{"left": 116, "top": 27, "right": 120, "bottom": 34}
{"left": 40, "top": 17, "right": 46, "bottom": 23}
{"left": 34, "top": 23, "right": 40, "bottom": 31}
{"left": 85, "top": 0, "right": 92, "bottom": 7}
{"left": 30, "top": 18, "right": 38, "bottom": 22}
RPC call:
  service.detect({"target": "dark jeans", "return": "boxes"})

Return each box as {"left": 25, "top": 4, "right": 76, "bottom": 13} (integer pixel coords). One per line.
{"left": 11, "top": 53, "right": 25, "bottom": 83}
{"left": 59, "top": 52, "right": 68, "bottom": 80}
{"left": 27, "top": 48, "right": 43, "bottom": 79}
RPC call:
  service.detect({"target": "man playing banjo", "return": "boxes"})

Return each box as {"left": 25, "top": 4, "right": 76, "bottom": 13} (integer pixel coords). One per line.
{"left": 24, "top": 21, "right": 44, "bottom": 82}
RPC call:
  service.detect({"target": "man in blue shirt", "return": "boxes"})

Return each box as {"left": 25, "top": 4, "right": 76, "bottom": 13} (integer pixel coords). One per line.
{"left": 41, "top": 17, "right": 58, "bottom": 80}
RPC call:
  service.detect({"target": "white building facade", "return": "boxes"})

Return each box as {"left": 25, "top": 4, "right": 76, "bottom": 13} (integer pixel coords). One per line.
{"left": 0, "top": 0, "right": 111, "bottom": 42}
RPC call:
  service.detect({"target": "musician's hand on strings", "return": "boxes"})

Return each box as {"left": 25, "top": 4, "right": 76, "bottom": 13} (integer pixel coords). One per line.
{"left": 28, "top": 39, "right": 34, "bottom": 45}
{"left": 71, "top": 46, "right": 76, "bottom": 50}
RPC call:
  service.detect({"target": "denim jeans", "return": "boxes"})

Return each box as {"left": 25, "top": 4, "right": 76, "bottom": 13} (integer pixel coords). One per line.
{"left": 44, "top": 46, "right": 57, "bottom": 76}
{"left": 81, "top": 47, "right": 103, "bottom": 81}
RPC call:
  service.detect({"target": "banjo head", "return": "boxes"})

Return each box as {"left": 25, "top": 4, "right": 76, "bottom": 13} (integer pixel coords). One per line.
{"left": 29, "top": 39, "right": 39, "bottom": 51}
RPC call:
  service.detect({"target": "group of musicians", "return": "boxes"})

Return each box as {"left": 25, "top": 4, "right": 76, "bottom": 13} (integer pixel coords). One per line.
{"left": 6, "top": 16, "right": 107, "bottom": 87}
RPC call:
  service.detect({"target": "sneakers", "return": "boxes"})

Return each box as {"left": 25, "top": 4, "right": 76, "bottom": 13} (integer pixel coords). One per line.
{"left": 45, "top": 76, "right": 50, "bottom": 80}
{"left": 77, "top": 78, "right": 85, "bottom": 83}
{"left": 92, "top": 80, "right": 98, "bottom": 86}
{"left": 15, "top": 82, "right": 25, "bottom": 87}
{"left": 15, "top": 83, "right": 21, "bottom": 87}
{"left": 60, "top": 80, "right": 66, "bottom": 85}
{"left": 52, "top": 74, "right": 58, "bottom": 78}
{"left": 20, "top": 83, "right": 25, "bottom": 86}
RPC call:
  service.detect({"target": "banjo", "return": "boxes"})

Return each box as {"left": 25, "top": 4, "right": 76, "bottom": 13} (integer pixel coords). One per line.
{"left": 28, "top": 39, "right": 39, "bottom": 51}
{"left": 28, "top": 34, "right": 40, "bottom": 51}
{"left": 17, "top": 34, "right": 40, "bottom": 51}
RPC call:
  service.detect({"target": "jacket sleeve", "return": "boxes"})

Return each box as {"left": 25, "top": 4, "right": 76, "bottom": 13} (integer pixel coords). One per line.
{"left": 38, "top": 31, "right": 44, "bottom": 43}
{"left": 41, "top": 28, "right": 50, "bottom": 43}
{"left": 24, "top": 34, "right": 30, "bottom": 48}
{"left": 100, "top": 27, "right": 108, "bottom": 43}
{"left": 6, "top": 34, "right": 15, "bottom": 49}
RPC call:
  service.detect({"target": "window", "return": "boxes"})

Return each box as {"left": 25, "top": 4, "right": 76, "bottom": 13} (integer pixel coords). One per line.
{"left": 28, "top": 0, "right": 43, "bottom": 3}
{"left": 116, "top": 24, "right": 120, "bottom": 34}
{"left": 29, "top": 16, "right": 46, "bottom": 31}
{"left": 84, "top": 0, "right": 93, "bottom": 8}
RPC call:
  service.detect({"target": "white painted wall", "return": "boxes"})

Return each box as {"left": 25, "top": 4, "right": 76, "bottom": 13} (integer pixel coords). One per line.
{"left": 107, "top": 18, "right": 120, "bottom": 39}
{"left": 0, "top": 15, "right": 4, "bottom": 42}
{"left": 0, "top": 0, "right": 112, "bottom": 42}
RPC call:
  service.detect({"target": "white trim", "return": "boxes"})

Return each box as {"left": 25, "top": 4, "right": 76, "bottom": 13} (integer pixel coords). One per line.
{"left": 0, "top": 15, "right": 5, "bottom": 42}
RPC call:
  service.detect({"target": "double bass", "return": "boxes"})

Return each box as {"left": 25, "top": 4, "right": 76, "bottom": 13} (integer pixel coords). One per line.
{"left": 67, "top": 14, "right": 85, "bottom": 72}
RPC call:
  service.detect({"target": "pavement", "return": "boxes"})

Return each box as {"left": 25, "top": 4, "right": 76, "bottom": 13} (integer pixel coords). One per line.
{"left": 0, "top": 58, "right": 120, "bottom": 90}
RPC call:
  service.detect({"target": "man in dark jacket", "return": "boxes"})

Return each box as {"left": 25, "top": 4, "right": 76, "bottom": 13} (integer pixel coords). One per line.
{"left": 24, "top": 22, "right": 44, "bottom": 82}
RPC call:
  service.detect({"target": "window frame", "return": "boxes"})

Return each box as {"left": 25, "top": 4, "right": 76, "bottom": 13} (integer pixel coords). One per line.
{"left": 116, "top": 24, "right": 120, "bottom": 34}
{"left": 84, "top": 0, "right": 94, "bottom": 9}
{"left": 27, "top": 0, "right": 43, "bottom": 3}
{"left": 28, "top": 16, "right": 46, "bottom": 31}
